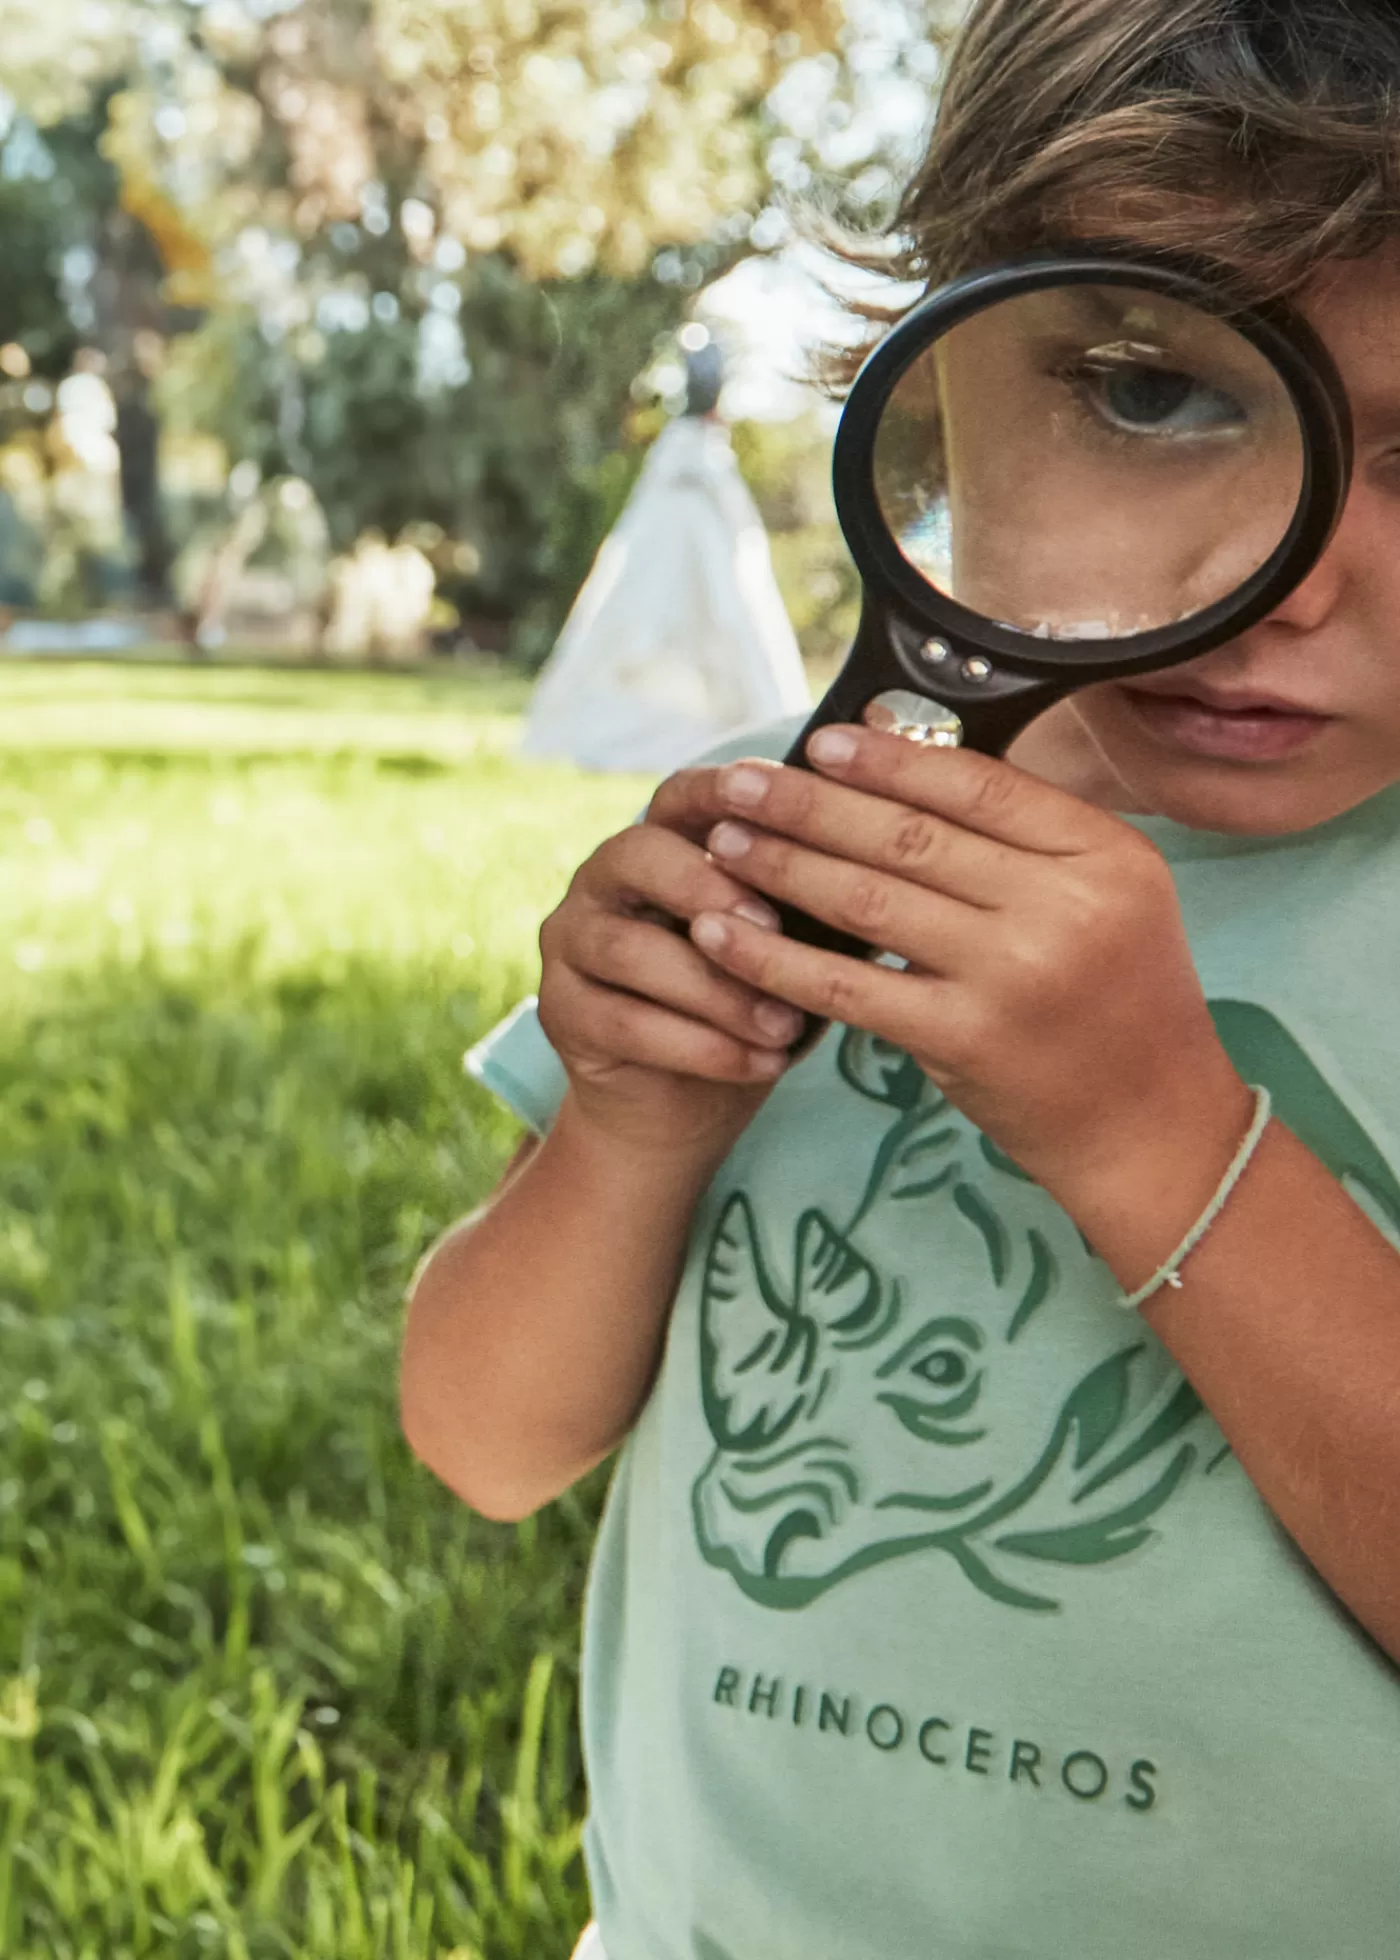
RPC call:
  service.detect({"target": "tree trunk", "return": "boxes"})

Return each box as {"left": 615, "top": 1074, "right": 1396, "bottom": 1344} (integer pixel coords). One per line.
{"left": 114, "top": 377, "right": 170, "bottom": 606}
{"left": 92, "top": 209, "right": 177, "bottom": 609}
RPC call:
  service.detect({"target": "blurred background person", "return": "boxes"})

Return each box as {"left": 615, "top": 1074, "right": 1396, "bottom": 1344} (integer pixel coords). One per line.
{"left": 520, "top": 328, "right": 810, "bottom": 773}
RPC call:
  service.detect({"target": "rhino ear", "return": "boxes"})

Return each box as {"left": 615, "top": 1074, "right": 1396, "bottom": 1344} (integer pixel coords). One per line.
{"left": 837, "top": 1028, "right": 932, "bottom": 1111}
{"left": 1212, "top": 999, "right": 1400, "bottom": 1237}
{"left": 700, "top": 1195, "right": 814, "bottom": 1452}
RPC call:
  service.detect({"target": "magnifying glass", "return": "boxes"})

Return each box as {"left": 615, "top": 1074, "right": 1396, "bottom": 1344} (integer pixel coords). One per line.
{"left": 778, "top": 250, "right": 1353, "bottom": 960}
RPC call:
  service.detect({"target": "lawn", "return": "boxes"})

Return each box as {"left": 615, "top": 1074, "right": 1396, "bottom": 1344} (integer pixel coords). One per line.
{"left": 0, "top": 662, "right": 649, "bottom": 1959}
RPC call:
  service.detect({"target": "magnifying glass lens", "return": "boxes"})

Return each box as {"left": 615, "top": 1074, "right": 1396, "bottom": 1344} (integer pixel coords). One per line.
{"left": 872, "top": 282, "right": 1307, "bottom": 642}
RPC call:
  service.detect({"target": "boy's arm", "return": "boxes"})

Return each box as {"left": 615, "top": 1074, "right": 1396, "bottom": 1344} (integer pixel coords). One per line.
{"left": 401, "top": 1095, "right": 722, "bottom": 1520}
{"left": 1075, "top": 1120, "right": 1400, "bottom": 1663}
{"left": 401, "top": 761, "right": 803, "bottom": 1520}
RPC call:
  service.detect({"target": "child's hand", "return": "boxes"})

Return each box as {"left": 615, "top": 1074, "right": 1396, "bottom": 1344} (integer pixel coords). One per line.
{"left": 536, "top": 766, "right": 804, "bottom": 1162}
{"left": 686, "top": 729, "right": 1250, "bottom": 1216}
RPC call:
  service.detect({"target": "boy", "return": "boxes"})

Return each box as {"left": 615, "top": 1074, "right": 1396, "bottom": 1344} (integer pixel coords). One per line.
{"left": 403, "top": 2, "right": 1400, "bottom": 1953}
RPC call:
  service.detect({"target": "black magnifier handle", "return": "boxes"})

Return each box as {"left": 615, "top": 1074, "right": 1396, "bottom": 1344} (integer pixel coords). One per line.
{"left": 770, "top": 593, "right": 1060, "bottom": 964}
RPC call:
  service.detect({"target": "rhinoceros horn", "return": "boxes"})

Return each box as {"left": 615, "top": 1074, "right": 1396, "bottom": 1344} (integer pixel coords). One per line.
{"left": 699, "top": 1194, "right": 880, "bottom": 1453}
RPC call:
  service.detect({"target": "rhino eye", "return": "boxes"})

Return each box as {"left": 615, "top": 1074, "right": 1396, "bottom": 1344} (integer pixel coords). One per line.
{"left": 912, "top": 1349, "right": 968, "bottom": 1389}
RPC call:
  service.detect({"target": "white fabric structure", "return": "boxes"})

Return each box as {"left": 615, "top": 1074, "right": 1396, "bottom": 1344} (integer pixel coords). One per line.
{"left": 521, "top": 417, "right": 811, "bottom": 773}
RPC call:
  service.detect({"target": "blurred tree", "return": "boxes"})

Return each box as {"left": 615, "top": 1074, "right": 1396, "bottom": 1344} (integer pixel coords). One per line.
{"left": 0, "top": 0, "right": 959, "bottom": 644}
{"left": 159, "top": 251, "right": 683, "bottom": 651}
{"left": 0, "top": 162, "right": 82, "bottom": 386}
{"left": 0, "top": 70, "right": 211, "bottom": 606}
{"left": 371, "top": 0, "right": 845, "bottom": 277}
{"left": 139, "top": 0, "right": 869, "bottom": 650}
{"left": 0, "top": 4, "right": 196, "bottom": 604}
{"left": 0, "top": 0, "right": 136, "bottom": 127}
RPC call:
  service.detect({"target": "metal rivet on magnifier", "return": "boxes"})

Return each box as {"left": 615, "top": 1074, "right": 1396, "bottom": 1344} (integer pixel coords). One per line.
{"left": 961, "top": 656, "right": 993, "bottom": 683}
{"left": 919, "top": 637, "right": 952, "bottom": 666}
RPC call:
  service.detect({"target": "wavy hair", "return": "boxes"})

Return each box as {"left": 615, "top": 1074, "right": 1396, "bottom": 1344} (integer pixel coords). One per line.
{"left": 823, "top": 0, "right": 1400, "bottom": 385}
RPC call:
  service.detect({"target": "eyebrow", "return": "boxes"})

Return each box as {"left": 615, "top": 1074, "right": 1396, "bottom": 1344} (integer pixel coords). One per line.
{"left": 1050, "top": 286, "right": 1134, "bottom": 331}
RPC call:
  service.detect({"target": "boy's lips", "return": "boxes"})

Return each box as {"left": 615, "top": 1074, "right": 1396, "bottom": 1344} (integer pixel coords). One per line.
{"left": 1116, "top": 680, "right": 1335, "bottom": 762}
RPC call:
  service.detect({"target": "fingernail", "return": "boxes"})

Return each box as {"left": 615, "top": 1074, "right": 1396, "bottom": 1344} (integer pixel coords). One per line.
{"left": 708, "top": 821, "right": 753, "bottom": 861}
{"left": 724, "top": 764, "right": 772, "bottom": 809}
{"left": 732, "top": 898, "right": 781, "bottom": 931}
{"left": 755, "top": 1001, "right": 802, "bottom": 1040}
{"left": 808, "top": 729, "right": 858, "bottom": 766}
{"left": 751, "top": 1049, "right": 789, "bottom": 1079}
{"left": 692, "top": 914, "right": 729, "bottom": 954}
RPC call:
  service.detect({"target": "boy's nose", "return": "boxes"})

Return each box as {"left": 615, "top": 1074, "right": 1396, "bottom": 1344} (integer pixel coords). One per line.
{"left": 1260, "top": 551, "right": 1345, "bottom": 633}
{"left": 1252, "top": 489, "right": 1362, "bottom": 634}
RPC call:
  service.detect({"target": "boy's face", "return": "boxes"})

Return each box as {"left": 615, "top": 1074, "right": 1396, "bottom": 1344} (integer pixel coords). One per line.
{"left": 1065, "top": 245, "right": 1400, "bottom": 834}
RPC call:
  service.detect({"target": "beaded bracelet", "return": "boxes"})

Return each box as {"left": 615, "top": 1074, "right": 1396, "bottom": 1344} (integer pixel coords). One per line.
{"left": 1119, "top": 1086, "right": 1273, "bottom": 1313}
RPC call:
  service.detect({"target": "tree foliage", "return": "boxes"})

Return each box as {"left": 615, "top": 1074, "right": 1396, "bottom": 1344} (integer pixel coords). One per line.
{"left": 372, "top": 0, "right": 844, "bottom": 276}
{"left": 0, "top": 0, "right": 954, "bottom": 644}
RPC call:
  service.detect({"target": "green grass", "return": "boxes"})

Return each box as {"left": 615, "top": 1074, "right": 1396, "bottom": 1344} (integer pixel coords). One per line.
{"left": 0, "top": 663, "right": 647, "bottom": 1958}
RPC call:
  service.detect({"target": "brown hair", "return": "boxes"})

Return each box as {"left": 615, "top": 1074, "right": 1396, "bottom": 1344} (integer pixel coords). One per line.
{"left": 827, "top": 0, "right": 1400, "bottom": 381}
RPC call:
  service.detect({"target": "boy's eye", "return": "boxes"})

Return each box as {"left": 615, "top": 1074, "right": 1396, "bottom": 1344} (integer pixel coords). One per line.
{"left": 1068, "top": 358, "right": 1248, "bottom": 439}
{"left": 911, "top": 1349, "right": 969, "bottom": 1389}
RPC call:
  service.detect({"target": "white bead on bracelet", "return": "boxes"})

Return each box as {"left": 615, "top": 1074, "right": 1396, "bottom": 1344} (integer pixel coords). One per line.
{"left": 1119, "top": 1086, "right": 1273, "bottom": 1313}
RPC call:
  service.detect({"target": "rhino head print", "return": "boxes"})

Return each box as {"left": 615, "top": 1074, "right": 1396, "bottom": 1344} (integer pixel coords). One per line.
{"left": 690, "top": 1010, "right": 1400, "bottom": 1614}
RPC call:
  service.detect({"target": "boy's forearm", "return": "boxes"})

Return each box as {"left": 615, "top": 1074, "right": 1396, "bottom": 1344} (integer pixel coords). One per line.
{"left": 1062, "top": 1116, "right": 1400, "bottom": 1663}
{"left": 401, "top": 1094, "right": 722, "bottom": 1519}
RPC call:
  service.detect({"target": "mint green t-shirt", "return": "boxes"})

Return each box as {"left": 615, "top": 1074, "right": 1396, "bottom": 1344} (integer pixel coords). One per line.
{"left": 468, "top": 718, "right": 1400, "bottom": 1960}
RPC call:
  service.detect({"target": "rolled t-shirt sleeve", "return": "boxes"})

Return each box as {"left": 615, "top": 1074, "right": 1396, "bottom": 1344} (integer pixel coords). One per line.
{"left": 465, "top": 996, "right": 568, "bottom": 1135}
{"left": 465, "top": 711, "right": 810, "bottom": 1136}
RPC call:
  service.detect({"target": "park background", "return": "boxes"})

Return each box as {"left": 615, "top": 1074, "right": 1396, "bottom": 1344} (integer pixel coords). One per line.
{"left": 0, "top": 3, "right": 959, "bottom": 1954}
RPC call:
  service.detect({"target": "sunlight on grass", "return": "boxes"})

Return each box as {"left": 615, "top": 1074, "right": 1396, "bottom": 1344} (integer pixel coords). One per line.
{"left": 0, "top": 660, "right": 535, "bottom": 763}
{"left": 0, "top": 663, "right": 646, "bottom": 1958}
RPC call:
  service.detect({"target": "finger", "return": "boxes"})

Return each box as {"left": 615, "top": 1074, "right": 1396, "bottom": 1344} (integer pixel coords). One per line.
{"left": 688, "top": 909, "right": 951, "bottom": 1057}
{"left": 705, "top": 820, "right": 975, "bottom": 971}
{"left": 802, "top": 726, "right": 1107, "bottom": 855}
{"left": 568, "top": 905, "right": 806, "bottom": 1049}
{"left": 575, "top": 822, "right": 781, "bottom": 929}
{"left": 645, "top": 759, "right": 774, "bottom": 845}
{"left": 546, "top": 965, "right": 789, "bottom": 1085}
{"left": 712, "top": 757, "right": 1017, "bottom": 907}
